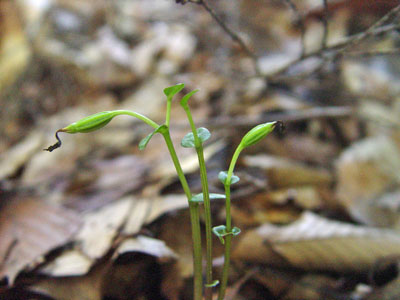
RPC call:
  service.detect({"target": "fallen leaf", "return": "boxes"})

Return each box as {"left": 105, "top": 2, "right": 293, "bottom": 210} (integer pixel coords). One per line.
{"left": 40, "top": 250, "right": 92, "bottom": 277}
{"left": 243, "top": 154, "right": 333, "bottom": 188}
{"left": 234, "top": 212, "right": 400, "bottom": 273}
{"left": 75, "top": 197, "right": 132, "bottom": 259}
{"left": 336, "top": 135, "right": 400, "bottom": 226}
{"left": 0, "top": 198, "right": 81, "bottom": 284}
{"left": 114, "top": 235, "right": 177, "bottom": 262}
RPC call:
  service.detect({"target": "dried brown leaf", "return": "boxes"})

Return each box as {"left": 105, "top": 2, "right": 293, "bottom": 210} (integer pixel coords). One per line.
{"left": 336, "top": 135, "right": 400, "bottom": 226}
{"left": 234, "top": 212, "right": 400, "bottom": 273}
{"left": 243, "top": 154, "right": 332, "bottom": 188}
{"left": 0, "top": 198, "right": 81, "bottom": 283}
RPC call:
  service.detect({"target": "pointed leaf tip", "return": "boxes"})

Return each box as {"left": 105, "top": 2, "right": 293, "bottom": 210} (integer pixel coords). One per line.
{"left": 139, "top": 125, "right": 167, "bottom": 150}
{"left": 163, "top": 83, "right": 185, "bottom": 98}
{"left": 180, "top": 89, "right": 199, "bottom": 107}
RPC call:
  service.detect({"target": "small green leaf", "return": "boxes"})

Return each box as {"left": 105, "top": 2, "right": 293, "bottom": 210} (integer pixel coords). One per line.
{"left": 190, "top": 193, "right": 226, "bottom": 203}
{"left": 181, "top": 127, "right": 211, "bottom": 148}
{"left": 205, "top": 280, "right": 219, "bottom": 288}
{"left": 197, "top": 127, "right": 211, "bottom": 142}
{"left": 212, "top": 225, "right": 227, "bottom": 244}
{"left": 180, "top": 89, "right": 199, "bottom": 108}
{"left": 232, "top": 227, "right": 241, "bottom": 236}
{"left": 190, "top": 194, "right": 205, "bottom": 203}
{"left": 163, "top": 83, "right": 185, "bottom": 99}
{"left": 218, "top": 171, "right": 240, "bottom": 185}
{"left": 209, "top": 193, "right": 226, "bottom": 200}
{"left": 212, "top": 225, "right": 241, "bottom": 244}
{"left": 139, "top": 125, "right": 167, "bottom": 150}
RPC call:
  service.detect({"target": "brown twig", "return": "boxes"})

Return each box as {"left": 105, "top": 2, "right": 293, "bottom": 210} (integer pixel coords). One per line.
{"left": 340, "top": 48, "right": 400, "bottom": 57}
{"left": 283, "top": 0, "right": 307, "bottom": 57}
{"left": 188, "top": 106, "right": 354, "bottom": 130}
{"left": 191, "top": 0, "right": 260, "bottom": 75}
{"left": 321, "top": 0, "right": 329, "bottom": 49}
{"left": 341, "top": 4, "right": 400, "bottom": 52}
{"left": 265, "top": 23, "right": 400, "bottom": 80}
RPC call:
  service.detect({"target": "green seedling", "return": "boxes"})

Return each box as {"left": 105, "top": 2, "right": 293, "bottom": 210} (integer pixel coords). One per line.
{"left": 45, "top": 84, "right": 278, "bottom": 300}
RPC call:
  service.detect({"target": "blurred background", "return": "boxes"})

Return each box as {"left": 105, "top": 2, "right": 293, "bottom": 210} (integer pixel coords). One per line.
{"left": 2, "top": 0, "right": 400, "bottom": 299}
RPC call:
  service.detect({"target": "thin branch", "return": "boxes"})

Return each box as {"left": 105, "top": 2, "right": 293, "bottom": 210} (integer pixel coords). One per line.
{"left": 341, "top": 48, "right": 400, "bottom": 57}
{"left": 321, "top": 0, "right": 329, "bottom": 49}
{"left": 192, "top": 0, "right": 260, "bottom": 74}
{"left": 341, "top": 4, "right": 400, "bottom": 52}
{"left": 187, "top": 106, "right": 354, "bottom": 130}
{"left": 283, "top": 0, "right": 306, "bottom": 57}
{"left": 265, "top": 23, "right": 400, "bottom": 79}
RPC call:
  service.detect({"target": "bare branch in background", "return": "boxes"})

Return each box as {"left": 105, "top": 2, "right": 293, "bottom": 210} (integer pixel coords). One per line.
{"left": 181, "top": 1, "right": 400, "bottom": 83}
{"left": 266, "top": 20, "right": 400, "bottom": 81}
{"left": 190, "top": 0, "right": 261, "bottom": 75}
{"left": 341, "top": 4, "right": 400, "bottom": 52}
{"left": 196, "top": 106, "right": 354, "bottom": 129}
{"left": 266, "top": 4, "right": 400, "bottom": 81}
{"left": 340, "top": 48, "right": 400, "bottom": 57}
{"left": 321, "top": 0, "right": 329, "bottom": 49}
{"left": 282, "top": 0, "right": 306, "bottom": 57}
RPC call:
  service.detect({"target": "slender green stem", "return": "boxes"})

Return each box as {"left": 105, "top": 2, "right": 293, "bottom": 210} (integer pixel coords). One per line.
{"left": 112, "top": 110, "right": 159, "bottom": 129}
{"left": 182, "top": 105, "right": 214, "bottom": 300}
{"left": 165, "top": 97, "right": 172, "bottom": 127}
{"left": 162, "top": 130, "right": 203, "bottom": 300}
{"left": 218, "top": 145, "right": 243, "bottom": 300}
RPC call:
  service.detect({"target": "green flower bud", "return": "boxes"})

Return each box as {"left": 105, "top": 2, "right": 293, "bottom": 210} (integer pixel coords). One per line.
{"left": 240, "top": 121, "right": 277, "bottom": 148}
{"left": 62, "top": 111, "right": 118, "bottom": 134}
{"left": 44, "top": 111, "right": 119, "bottom": 152}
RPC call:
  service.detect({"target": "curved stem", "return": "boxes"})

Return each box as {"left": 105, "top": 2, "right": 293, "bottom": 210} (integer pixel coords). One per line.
{"left": 162, "top": 130, "right": 203, "bottom": 300}
{"left": 112, "top": 110, "right": 159, "bottom": 129}
{"left": 218, "top": 145, "right": 243, "bottom": 300}
{"left": 182, "top": 105, "right": 214, "bottom": 300}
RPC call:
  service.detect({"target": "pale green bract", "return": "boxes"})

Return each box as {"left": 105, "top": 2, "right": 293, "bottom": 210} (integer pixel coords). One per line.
{"left": 212, "top": 225, "right": 241, "bottom": 244}
{"left": 181, "top": 127, "right": 211, "bottom": 148}
{"left": 190, "top": 193, "right": 226, "bottom": 203}
{"left": 218, "top": 171, "right": 240, "bottom": 185}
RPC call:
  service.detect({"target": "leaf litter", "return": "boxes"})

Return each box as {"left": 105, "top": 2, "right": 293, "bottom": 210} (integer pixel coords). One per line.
{"left": 2, "top": 0, "right": 400, "bottom": 299}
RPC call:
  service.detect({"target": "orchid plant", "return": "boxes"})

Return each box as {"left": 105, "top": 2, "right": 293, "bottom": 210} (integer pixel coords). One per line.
{"left": 45, "top": 83, "right": 277, "bottom": 300}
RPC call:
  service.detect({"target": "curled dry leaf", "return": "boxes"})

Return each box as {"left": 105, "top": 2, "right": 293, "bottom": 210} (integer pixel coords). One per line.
{"left": 0, "top": 131, "right": 44, "bottom": 180}
{"left": 75, "top": 197, "right": 133, "bottom": 260}
{"left": 39, "top": 250, "right": 93, "bottom": 277}
{"left": 114, "top": 236, "right": 177, "bottom": 262}
{"left": 234, "top": 212, "right": 400, "bottom": 273}
{"left": 40, "top": 194, "right": 188, "bottom": 278}
{"left": 0, "top": 198, "right": 81, "bottom": 284}
{"left": 336, "top": 135, "right": 400, "bottom": 226}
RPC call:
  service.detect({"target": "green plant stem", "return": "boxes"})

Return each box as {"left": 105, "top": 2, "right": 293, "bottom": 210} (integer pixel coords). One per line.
{"left": 112, "top": 110, "right": 159, "bottom": 129}
{"left": 166, "top": 97, "right": 172, "bottom": 127}
{"left": 218, "top": 145, "right": 243, "bottom": 300}
{"left": 182, "top": 105, "right": 214, "bottom": 299}
{"left": 161, "top": 130, "right": 203, "bottom": 300}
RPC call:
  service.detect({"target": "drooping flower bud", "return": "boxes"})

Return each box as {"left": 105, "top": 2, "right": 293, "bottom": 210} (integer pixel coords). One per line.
{"left": 61, "top": 111, "right": 118, "bottom": 134}
{"left": 44, "top": 111, "right": 119, "bottom": 152}
{"left": 240, "top": 121, "right": 277, "bottom": 148}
